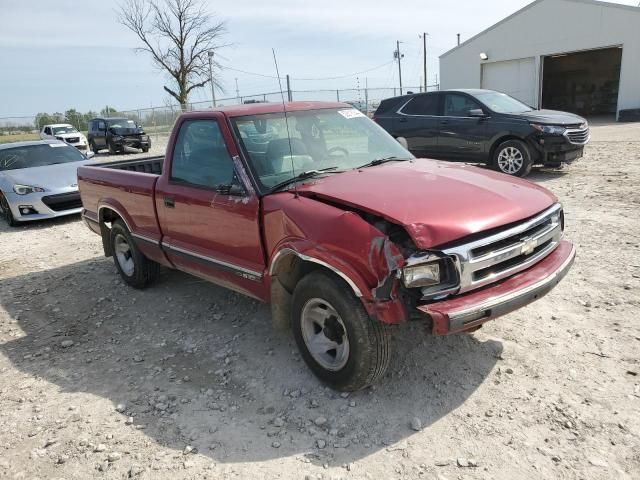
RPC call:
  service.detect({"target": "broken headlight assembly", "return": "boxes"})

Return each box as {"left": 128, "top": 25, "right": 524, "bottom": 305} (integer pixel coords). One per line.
{"left": 401, "top": 252, "right": 460, "bottom": 300}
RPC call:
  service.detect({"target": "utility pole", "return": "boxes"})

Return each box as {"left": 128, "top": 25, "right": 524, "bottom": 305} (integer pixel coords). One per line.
{"left": 207, "top": 51, "right": 216, "bottom": 108}
{"left": 286, "top": 74, "right": 292, "bottom": 101}
{"left": 422, "top": 32, "right": 428, "bottom": 92}
{"left": 457, "top": 33, "right": 461, "bottom": 46}
{"left": 235, "top": 78, "right": 240, "bottom": 103}
{"left": 394, "top": 40, "right": 404, "bottom": 95}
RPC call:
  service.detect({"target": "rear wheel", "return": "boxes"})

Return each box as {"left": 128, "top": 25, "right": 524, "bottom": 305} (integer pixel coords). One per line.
{"left": 90, "top": 140, "right": 100, "bottom": 153}
{"left": 291, "top": 271, "right": 391, "bottom": 391}
{"left": 0, "top": 192, "right": 17, "bottom": 227}
{"left": 493, "top": 140, "right": 532, "bottom": 177}
{"left": 109, "top": 220, "right": 159, "bottom": 288}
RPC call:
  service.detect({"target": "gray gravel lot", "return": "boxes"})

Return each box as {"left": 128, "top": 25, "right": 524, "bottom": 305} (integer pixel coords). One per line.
{"left": 0, "top": 122, "right": 639, "bottom": 479}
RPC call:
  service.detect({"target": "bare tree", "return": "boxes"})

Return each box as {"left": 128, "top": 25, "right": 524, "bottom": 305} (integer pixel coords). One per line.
{"left": 118, "top": 0, "right": 226, "bottom": 111}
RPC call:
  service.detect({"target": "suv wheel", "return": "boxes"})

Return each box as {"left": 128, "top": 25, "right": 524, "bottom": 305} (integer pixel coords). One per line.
{"left": 493, "top": 140, "right": 532, "bottom": 177}
{"left": 109, "top": 220, "right": 159, "bottom": 288}
{"left": 291, "top": 271, "right": 392, "bottom": 391}
{"left": 90, "top": 140, "right": 100, "bottom": 153}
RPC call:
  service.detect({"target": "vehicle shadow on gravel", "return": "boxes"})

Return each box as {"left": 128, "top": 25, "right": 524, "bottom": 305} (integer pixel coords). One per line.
{"left": 0, "top": 257, "right": 502, "bottom": 466}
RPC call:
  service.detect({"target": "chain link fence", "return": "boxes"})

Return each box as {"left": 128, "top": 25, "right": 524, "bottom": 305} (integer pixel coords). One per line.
{"left": 0, "top": 84, "right": 439, "bottom": 142}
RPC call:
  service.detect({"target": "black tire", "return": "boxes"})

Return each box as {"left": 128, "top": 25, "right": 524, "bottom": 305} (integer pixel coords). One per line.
{"left": 142, "top": 147, "right": 149, "bottom": 153}
{"left": 108, "top": 141, "right": 120, "bottom": 155}
{"left": 90, "top": 140, "right": 100, "bottom": 153}
{"left": 109, "top": 220, "right": 159, "bottom": 289}
{"left": 492, "top": 139, "right": 532, "bottom": 177}
{"left": 0, "top": 192, "right": 17, "bottom": 227}
{"left": 291, "top": 270, "right": 391, "bottom": 391}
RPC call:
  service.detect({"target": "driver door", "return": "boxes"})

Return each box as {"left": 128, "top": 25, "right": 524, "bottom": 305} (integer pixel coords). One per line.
{"left": 155, "top": 114, "right": 266, "bottom": 299}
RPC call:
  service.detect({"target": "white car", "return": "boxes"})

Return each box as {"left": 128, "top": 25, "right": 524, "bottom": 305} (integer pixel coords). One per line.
{"left": 40, "top": 124, "right": 88, "bottom": 151}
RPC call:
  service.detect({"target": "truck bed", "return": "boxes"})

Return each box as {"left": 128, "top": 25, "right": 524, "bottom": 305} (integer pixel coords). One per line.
{"left": 93, "top": 156, "right": 164, "bottom": 175}
{"left": 77, "top": 155, "right": 165, "bottom": 248}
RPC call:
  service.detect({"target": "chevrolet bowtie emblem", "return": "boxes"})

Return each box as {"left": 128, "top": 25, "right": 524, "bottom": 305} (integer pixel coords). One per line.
{"left": 521, "top": 237, "right": 538, "bottom": 255}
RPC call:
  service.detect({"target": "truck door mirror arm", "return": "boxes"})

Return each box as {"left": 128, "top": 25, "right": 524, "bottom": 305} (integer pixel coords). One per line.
{"left": 216, "top": 184, "right": 245, "bottom": 196}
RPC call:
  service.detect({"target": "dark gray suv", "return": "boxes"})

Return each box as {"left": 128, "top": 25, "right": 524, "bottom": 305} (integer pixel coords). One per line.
{"left": 87, "top": 117, "right": 151, "bottom": 155}
{"left": 374, "top": 89, "right": 589, "bottom": 177}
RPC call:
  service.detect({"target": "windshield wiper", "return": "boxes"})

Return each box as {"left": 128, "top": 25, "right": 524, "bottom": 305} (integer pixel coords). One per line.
{"left": 357, "top": 156, "right": 410, "bottom": 169}
{"left": 270, "top": 166, "right": 341, "bottom": 192}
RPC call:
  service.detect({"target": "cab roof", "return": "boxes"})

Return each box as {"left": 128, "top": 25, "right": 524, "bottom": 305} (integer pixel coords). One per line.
{"left": 184, "top": 101, "right": 350, "bottom": 118}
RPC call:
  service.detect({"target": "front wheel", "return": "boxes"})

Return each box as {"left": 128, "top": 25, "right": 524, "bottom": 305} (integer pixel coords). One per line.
{"left": 291, "top": 271, "right": 391, "bottom": 391}
{"left": 0, "top": 192, "right": 17, "bottom": 227}
{"left": 109, "top": 220, "right": 159, "bottom": 288}
{"left": 493, "top": 139, "right": 532, "bottom": 177}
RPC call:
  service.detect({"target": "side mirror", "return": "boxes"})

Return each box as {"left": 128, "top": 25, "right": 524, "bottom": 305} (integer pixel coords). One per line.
{"left": 469, "top": 109, "right": 487, "bottom": 118}
{"left": 216, "top": 184, "right": 245, "bottom": 196}
{"left": 396, "top": 136, "right": 409, "bottom": 149}
{"left": 85, "top": 151, "right": 95, "bottom": 159}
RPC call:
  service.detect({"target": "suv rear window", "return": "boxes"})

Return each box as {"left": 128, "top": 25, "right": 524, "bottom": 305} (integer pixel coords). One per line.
{"left": 401, "top": 95, "right": 439, "bottom": 115}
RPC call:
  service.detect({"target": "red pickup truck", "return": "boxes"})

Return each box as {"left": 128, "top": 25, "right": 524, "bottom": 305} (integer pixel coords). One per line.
{"left": 78, "top": 101, "right": 575, "bottom": 391}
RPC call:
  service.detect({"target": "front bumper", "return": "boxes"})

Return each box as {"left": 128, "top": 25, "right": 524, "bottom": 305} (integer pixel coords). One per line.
{"left": 416, "top": 240, "right": 575, "bottom": 335}
{"left": 5, "top": 188, "right": 83, "bottom": 222}
{"left": 113, "top": 137, "right": 151, "bottom": 149}
{"left": 529, "top": 133, "right": 588, "bottom": 166}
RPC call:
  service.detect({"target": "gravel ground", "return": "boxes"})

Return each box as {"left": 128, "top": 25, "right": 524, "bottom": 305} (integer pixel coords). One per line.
{"left": 0, "top": 123, "right": 639, "bottom": 479}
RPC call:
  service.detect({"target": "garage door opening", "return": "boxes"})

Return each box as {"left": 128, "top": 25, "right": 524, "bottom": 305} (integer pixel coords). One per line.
{"left": 541, "top": 46, "right": 622, "bottom": 116}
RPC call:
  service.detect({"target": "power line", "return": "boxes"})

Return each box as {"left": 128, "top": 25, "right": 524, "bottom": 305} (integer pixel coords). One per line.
{"left": 224, "top": 60, "right": 395, "bottom": 81}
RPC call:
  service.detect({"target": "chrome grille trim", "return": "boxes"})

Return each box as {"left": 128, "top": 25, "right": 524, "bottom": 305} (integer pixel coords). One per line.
{"left": 564, "top": 127, "right": 590, "bottom": 145}
{"left": 442, "top": 203, "right": 564, "bottom": 294}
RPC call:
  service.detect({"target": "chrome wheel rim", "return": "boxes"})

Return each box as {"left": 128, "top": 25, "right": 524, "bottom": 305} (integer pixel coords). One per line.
{"left": 497, "top": 146, "right": 524, "bottom": 174}
{"left": 300, "top": 298, "right": 350, "bottom": 371}
{"left": 114, "top": 234, "right": 135, "bottom": 276}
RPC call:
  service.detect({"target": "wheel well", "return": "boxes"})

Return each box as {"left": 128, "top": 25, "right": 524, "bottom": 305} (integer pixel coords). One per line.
{"left": 269, "top": 252, "right": 361, "bottom": 331}
{"left": 98, "top": 207, "right": 123, "bottom": 256}
{"left": 271, "top": 254, "right": 344, "bottom": 295}
{"left": 489, "top": 135, "right": 527, "bottom": 164}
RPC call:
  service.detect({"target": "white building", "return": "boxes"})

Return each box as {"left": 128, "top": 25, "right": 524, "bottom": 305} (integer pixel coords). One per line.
{"left": 439, "top": 0, "right": 640, "bottom": 119}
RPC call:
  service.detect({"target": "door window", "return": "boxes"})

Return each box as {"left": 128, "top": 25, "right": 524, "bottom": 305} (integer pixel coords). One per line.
{"left": 400, "top": 94, "right": 440, "bottom": 116}
{"left": 170, "top": 119, "right": 235, "bottom": 189}
{"left": 97, "top": 121, "right": 106, "bottom": 131}
{"left": 444, "top": 94, "right": 482, "bottom": 117}
{"left": 44, "top": 127, "right": 51, "bottom": 135}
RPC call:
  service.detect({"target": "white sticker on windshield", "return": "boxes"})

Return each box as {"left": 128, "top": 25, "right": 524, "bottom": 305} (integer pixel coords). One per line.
{"left": 338, "top": 109, "right": 365, "bottom": 119}
{"left": 49, "top": 143, "right": 67, "bottom": 147}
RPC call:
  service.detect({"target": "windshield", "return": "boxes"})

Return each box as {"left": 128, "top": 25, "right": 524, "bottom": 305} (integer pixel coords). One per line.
{"left": 52, "top": 125, "right": 78, "bottom": 135}
{"left": 232, "top": 108, "right": 413, "bottom": 191}
{"left": 108, "top": 119, "right": 137, "bottom": 129}
{"left": 0, "top": 143, "right": 86, "bottom": 171}
{"left": 473, "top": 91, "right": 532, "bottom": 113}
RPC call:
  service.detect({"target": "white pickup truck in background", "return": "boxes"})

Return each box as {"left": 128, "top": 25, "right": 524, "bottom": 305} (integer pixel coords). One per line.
{"left": 39, "top": 124, "right": 88, "bottom": 151}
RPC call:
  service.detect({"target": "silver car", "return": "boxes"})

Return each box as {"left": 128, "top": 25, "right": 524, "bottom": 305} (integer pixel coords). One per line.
{"left": 0, "top": 140, "right": 93, "bottom": 226}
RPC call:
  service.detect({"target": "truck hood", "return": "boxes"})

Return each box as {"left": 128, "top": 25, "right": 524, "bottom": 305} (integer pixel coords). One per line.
{"left": 506, "top": 109, "right": 586, "bottom": 126}
{"left": 3, "top": 160, "right": 89, "bottom": 190}
{"left": 296, "top": 160, "right": 557, "bottom": 249}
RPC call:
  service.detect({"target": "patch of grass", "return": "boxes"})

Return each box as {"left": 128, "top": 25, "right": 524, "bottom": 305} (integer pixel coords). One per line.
{"left": 0, "top": 133, "right": 39, "bottom": 144}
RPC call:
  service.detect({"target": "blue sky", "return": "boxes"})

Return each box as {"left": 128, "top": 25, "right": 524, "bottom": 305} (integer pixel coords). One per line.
{"left": 0, "top": 0, "right": 637, "bottom": 117}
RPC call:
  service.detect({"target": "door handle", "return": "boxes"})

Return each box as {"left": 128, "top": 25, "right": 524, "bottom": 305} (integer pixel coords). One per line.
{"left": 440, "top": 120, "right": 450, "bottom": 125}
{"left": 399, "top": 118, "right": 408, "bottom": 123}
{"left": 164, "top": 196, "right": 175, "bottom": 208}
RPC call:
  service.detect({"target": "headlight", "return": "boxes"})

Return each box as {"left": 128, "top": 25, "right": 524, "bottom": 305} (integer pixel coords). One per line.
{"left": 530, "top": 123, "right": 566, "bottom": 135}
{"left": 403, "top": 262, "right": 440, "bottom": 288}
{"left": 13, "top": 184, "right": 45, "bottom": 195}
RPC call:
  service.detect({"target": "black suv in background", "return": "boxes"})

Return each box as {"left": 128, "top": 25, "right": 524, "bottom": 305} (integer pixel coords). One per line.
{"left": 87, "top": 117, "right": 151, "bottom": 154}
{"left": 374, "top": 89, "right": 590, "bottom": 177}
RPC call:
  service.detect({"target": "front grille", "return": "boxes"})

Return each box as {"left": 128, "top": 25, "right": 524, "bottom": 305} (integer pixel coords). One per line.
{"left": 41, "top": 192, "right": 82, "bottom": 212}
{"left": 442, "top": 204, "right": 564, "bottom": 294}
{"left": 565, "top": 127, "right": 590, "bottom": 145}
{"left": 65, "top": 137, "right": 80, "bottom": 143}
